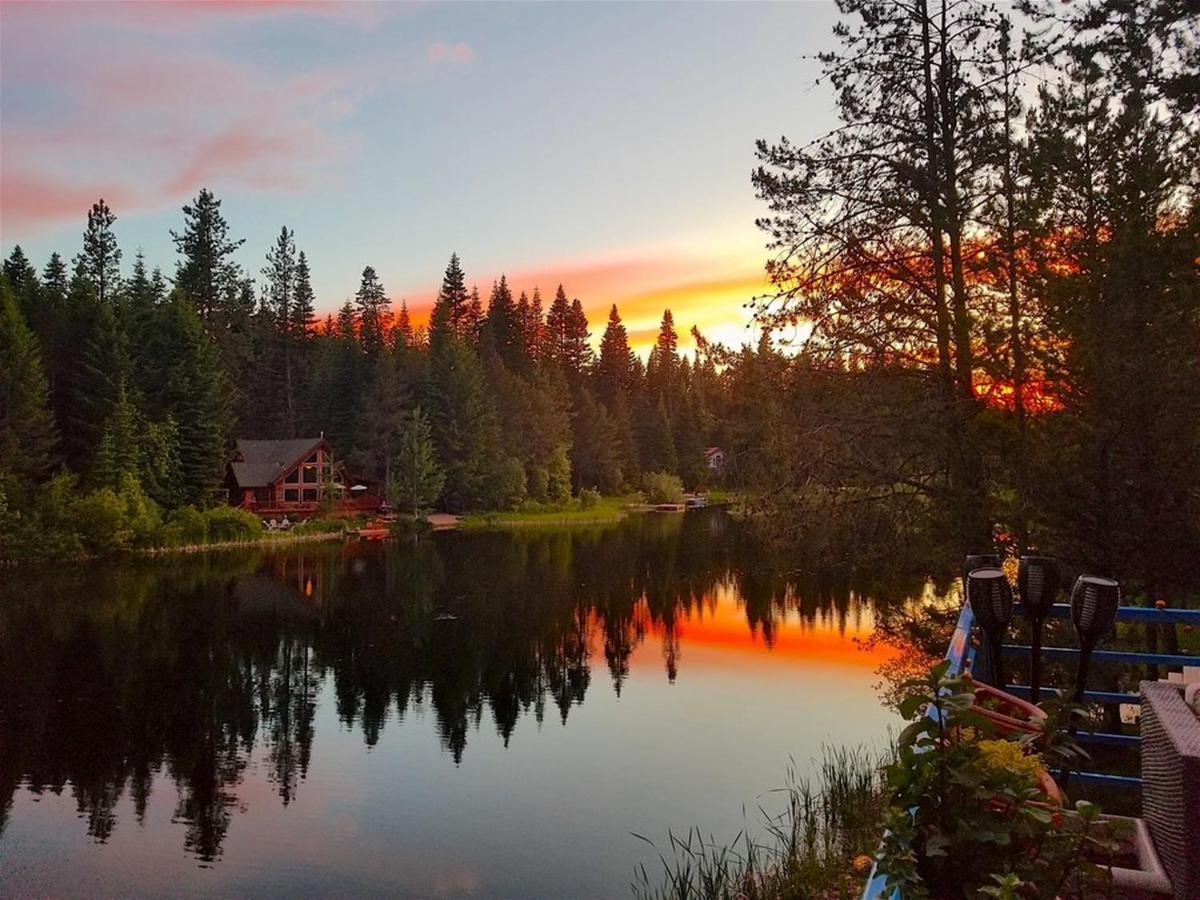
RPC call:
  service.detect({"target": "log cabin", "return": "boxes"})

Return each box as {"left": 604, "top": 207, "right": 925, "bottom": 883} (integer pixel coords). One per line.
{"left": 224, "top": 437, "right": 382, "bottom": 519}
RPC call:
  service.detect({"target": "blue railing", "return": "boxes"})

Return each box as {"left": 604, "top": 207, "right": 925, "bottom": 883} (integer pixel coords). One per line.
{"left": 862, "top": 598, "right": 1200, "bottom": 898}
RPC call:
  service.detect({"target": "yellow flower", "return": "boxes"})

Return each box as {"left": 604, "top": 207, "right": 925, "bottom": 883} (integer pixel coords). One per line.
{"left": 976, "top": 738, "right": 1043, "bottom": 783}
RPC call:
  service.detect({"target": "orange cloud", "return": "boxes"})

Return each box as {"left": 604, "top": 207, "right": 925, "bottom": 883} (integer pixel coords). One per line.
{"left": 392, "top": 249, "right": 768, "bottom": 357}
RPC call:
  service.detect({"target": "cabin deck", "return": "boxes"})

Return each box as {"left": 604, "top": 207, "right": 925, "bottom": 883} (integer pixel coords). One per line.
{"left": 863, "top": 593, "right": 1200, "bottom": 898}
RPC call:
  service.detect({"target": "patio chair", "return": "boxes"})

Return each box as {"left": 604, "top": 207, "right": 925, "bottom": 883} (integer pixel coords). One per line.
{"left": 1140, "top": 680, "right": 1200, "bottom": 899}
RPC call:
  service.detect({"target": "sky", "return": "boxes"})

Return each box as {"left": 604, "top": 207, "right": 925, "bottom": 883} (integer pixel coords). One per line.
{"left": 0, "top": 0, "right": 841, "bottom": 354}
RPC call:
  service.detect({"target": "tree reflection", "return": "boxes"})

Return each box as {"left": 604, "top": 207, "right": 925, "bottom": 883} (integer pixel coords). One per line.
{"left": 0, "top": 509, "right": 929, "bottom": 862}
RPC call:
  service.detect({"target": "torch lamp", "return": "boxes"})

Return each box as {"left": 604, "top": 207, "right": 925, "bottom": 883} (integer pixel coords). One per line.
{"left": 1069, "top": 575, "right": 1121, "bottom": 703}
{"left": 967, "top": 567, "right": 1015, "bottom": 688}
{"left": 963, "top": 553, "right": 1001, "bottom": 587}
{"left": 1018, "top": 556, "right": 1061, "bottom": 703}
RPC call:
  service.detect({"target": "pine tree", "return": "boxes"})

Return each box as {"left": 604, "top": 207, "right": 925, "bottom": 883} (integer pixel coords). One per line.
{"left": 647, "top": 309, "right": 679, "bottom": 407}
{"left": 92, "top": 379, "right": 140, "bottom": 491}
{"left": 42, "top": 252, "right": 68, "bottom": 301}
{"left": 387, "top": 407, "right": 445, "bottom": 516}
{"left": 528, "top": 287, "right": 545, "bottom": 362}
{"left": 59, "top": 261, "right": 126, "bottom": 472}
{"left": 0, "top": 278, "right": 58, "bottom": 488}
{"left": 263, "top": 227, "right": 299, "bottom": 434}
{"left": 3, "top": 246, "right": 36, "bottom": 295}
{"left": 483, "top": 275, "right": 519, "bottom": 368}
{"left": 426, "top": 338, "right": 502, "bottom": 511}
{"left": 570, "top": 389, "right": 621, "bottom": 493}
{"left": 596, "top": 304, "right": 635, "bottom": 408}
{"left": 564, "top": 299, "right": 593, "bottom": 376}
{"left": 144, "top": 292, "right": 231, "bottom": 505}
{"left": 393, "top": 301, "right": 415, "bottom": 349}
{"left": 429, "top": 253, "right": 468, "bottom": 347}
{"left": 76, "top": 199, "right": 122, "bottom": 305}
{"left": 544, "top": 285, "right": 571, "bottom": 366}
{"left": 171, "top": 189, "right": 245, "bottom": 324}
{"left": 291, "top": 251, "right": 316, "bottom": 340}
{"left": 514, "top": 291, "right": 533, "bottom": 368}
{"left": 464, "top": 285, "right": 484, "bottom": 347}
{"left": 5, "top": 246, "right": 42, "bottom": 335}
{"left": 354, "top": 265, "right": 389, "bottom": 356}
{"left": 355, "top": 349, "right": 412, "bottom": 482}
{"left": 323, "top": 300, "right": 364, "bottom": 453}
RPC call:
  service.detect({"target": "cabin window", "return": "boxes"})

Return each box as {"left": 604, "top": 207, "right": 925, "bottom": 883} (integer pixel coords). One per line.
{"left": 306, "top": 454, "right": 318, "bottom": 464}
{"left": 285, "top": 469, "right": 300, "bottom": 484}
{"left": 254, "top": 488, "right": 270, "bottom": 504}
{"left": 284, "top": 488, "right": 299, "bottom": 502}
{"left": 302, "top": 466, "right": 318, "bottom": 484}
{"left": 302, "top": 488, "right": 318, "bottom": 502}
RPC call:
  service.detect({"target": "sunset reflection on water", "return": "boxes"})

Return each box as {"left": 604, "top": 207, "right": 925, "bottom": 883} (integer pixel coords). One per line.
{"left": 0, "top": 509, "right": 912, "bottom": 898}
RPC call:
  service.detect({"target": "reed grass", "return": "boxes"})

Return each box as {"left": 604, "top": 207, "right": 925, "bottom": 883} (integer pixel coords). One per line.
{"left": 632, "top": 745, "right": 891, "bottom": 900}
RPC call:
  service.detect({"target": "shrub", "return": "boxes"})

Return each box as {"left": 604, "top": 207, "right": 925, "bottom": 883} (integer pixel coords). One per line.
{"left": 292, "top": 517, "right": 346, "bottom": 535}
{"left": 72, "top": 489, "right": 126, "bottom": 554}
{"left": 578, "top": 487, "right": 601, "bottom": 509}
{"left": 642, "top": 471, "right": 684, "bottom": 505}
{"left": 115, "top": 473, "right": 162, "bottom": 547}
{"left": 877, "top": 661, "right": 1125, "bottom": 897}
{"left": 202, "top": 505, "right": 263, "bottom": 542}
{"left": 526, "top": 465, "right": 550, "bottom": 504}
{"left": 489, "top": 456, "right": 528, "bottom": 510}
{"left": 165, "top": 505, "right": 209, "bottom": 544}
{"left": 547, "top": 446, "right": 572, "bottom": 504}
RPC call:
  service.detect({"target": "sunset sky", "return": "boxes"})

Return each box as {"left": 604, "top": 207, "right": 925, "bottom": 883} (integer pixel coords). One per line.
{"left": 1, "top": 1, "right": 840, "bottom": 353}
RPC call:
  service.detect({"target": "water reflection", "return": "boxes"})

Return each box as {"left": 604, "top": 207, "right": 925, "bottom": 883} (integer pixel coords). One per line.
{"left": 0, "top": 510, "right": 919, "bottom": 894}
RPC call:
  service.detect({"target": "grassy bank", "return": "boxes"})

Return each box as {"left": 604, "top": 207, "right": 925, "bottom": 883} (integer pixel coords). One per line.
{"left": 137, "top": 528, "right": 349, "bottom": 556}
{"left": 632, "top": 746, "right": 889, "bottom": 900}
{"left": 459, "top": 495, "right": 633, "bottom": 529}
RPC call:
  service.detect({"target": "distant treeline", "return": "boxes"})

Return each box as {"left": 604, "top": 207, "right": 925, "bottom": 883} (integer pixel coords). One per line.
{"left": 0, "top": 190, "right": 782, "bottom": 561}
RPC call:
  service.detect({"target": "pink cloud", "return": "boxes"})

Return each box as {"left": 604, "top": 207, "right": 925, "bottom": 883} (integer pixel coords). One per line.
{"left": 427, "top": 41, "right": 474, "bottom": 64}
{"left": 2, "top": 47, "right": 357, "bottom": 232}
{"left": 0, "top": 167, "right": 138, "bottom": 234}
{"left": 0, "top": 1, "right": 390, "bottom": 32}
{"left": 1, "top": 6, "right": 464, "bottom": 233}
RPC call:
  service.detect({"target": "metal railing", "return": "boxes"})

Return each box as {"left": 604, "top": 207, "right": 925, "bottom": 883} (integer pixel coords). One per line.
{"left": 862, "top": 595, "right": 1200, "bottom": 898}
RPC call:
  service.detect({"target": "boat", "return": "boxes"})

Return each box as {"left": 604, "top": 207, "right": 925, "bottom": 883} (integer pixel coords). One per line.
{"left": 356, "top": 518, "right": 391, "bottom": 541}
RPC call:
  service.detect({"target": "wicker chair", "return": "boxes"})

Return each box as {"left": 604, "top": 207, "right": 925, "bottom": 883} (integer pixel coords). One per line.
{"left": 1140, "top": 680, "right": 1200, "bottom": 899}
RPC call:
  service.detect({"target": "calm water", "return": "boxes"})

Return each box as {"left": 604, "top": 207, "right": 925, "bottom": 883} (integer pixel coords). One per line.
{"left": 0, "top": 510, "right": 909, "bottom": 898}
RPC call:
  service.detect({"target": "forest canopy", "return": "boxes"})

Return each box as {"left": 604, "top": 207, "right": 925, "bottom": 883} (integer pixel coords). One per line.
{"left": 1, "top": 0, "right": 1197, "bottom": 596}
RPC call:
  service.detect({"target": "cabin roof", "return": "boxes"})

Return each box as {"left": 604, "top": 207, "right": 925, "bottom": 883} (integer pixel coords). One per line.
{"left": 228, "top": 437, "right": 325, "bottom": 488}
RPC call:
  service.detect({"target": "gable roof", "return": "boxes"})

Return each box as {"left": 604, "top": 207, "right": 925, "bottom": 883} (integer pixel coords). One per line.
{"left": 228, "top": 437, "right": 325, "bottom": 488}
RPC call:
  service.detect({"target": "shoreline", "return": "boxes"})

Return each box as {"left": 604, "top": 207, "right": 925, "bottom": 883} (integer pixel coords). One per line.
{"left": 136, "top": 530, "right": 348, "bottom": 557}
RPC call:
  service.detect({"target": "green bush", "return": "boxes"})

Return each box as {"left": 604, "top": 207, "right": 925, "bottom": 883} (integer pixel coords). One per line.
{"left": 489, "top": 456, "right": 528, "bottom": 510}
{"left": 578, "top": 487, "right": 601, "bottom": 509}
{"left": 877, "top": 661, "right": 1124, "bottom": 897}
{"left": 73, "top": 489, "right": 126, "bottom": 554}
{"left": 642, "top": 471, "right": 685, "bottom": 505}
{"left": 115, "top": 473, "right": 161, "bottom": 547}
{"left": 202, "top": 505, "right": 263, "bottom": 542}
{"left": 165, "top": 505, "right": 209, "bottom": 544}
{"left": 292, "top": 517, "right": 346, "bottom": 535}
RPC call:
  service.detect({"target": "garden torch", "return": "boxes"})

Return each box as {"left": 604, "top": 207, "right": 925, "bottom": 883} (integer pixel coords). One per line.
{"left": 967, "top": 567, "right": 1014, "bottom": 688}
{"left": 1069, "top": 575, "right": 1121, "bottom": 703}
{"left": 1018, "top": 556, "right": 1061, "bottom": 704}
{"left": 962, "top": 553, "right": 1000, "bottom": 592}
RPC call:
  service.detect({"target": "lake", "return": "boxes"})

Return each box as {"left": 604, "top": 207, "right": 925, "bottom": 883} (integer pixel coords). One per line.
{"left": 0, "top": 509, "right": 911, "bottom": 898}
